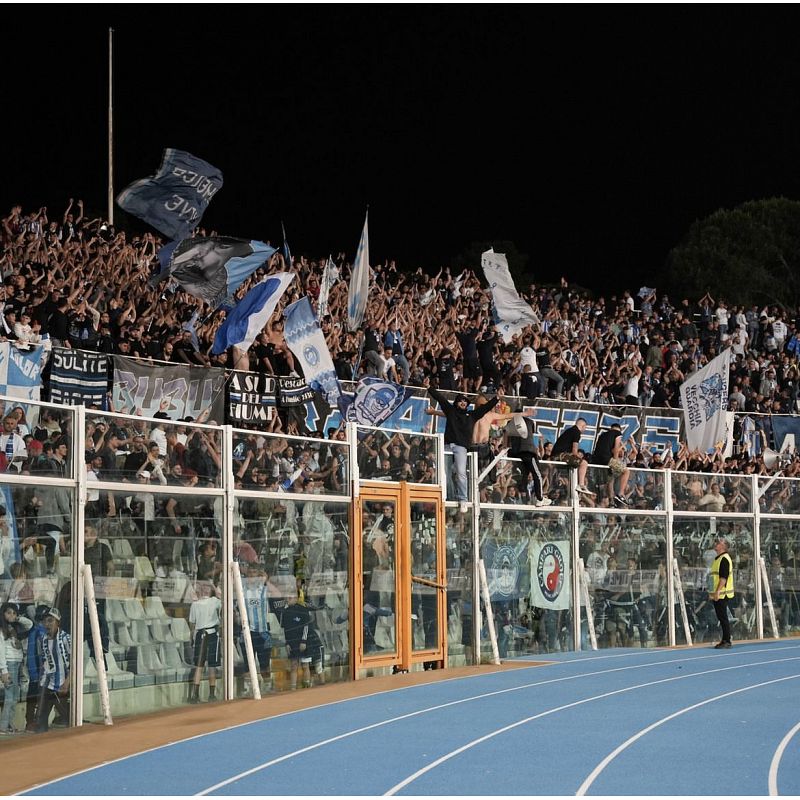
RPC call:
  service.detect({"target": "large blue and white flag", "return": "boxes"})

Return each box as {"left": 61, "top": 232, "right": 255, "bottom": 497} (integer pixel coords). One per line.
{"left": 481, "top": 248, "right": 540, "bottom": 343}
{"left": 117, "top": 149, "right": 223, "bottom": 241}
{"left": 338, "top": 377, "right": 411, "bottom": 427}
{"left": 283, "top": 297, "right": 342, "bottom": 406}
{"left": 680, "top": 349, "right": 732, "bottom": 453}
{"left": 212, "top": 273, "right": 294, "bottom": 354}
{"left": 150, "top": 236, "right": 278, "bottom": 310}
{"left": 0, "top": 344, "right": 44, "bottom": 402}
{"left": 347, "top": 211, "right": 370, "bottom": 332}
{"left": 318, "top": 255, "right": 339, "bottom": 319}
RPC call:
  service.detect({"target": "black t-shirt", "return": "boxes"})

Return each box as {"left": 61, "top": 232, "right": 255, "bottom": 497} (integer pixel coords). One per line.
{"left": 592, "top": 429, "right": 620, "bottom": 465}
{"left": 551, "top": 425, "right": 581, "bottom": 457}
{"left": 457, "top": 329, "right": 479, "bottom": 360}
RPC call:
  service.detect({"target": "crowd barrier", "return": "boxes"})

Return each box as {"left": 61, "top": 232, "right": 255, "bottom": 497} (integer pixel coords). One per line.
{"left": 0, "top": 397, "right": 796, "bottom": 738}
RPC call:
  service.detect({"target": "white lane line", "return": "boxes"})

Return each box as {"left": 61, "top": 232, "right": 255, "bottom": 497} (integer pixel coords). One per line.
{"left": 382, "top": 657, "right": 800, "bottom": 797}
{"left": 196, "top": 649, "right": 753, "bottom": 796}
{"left": 577, "top": 674, "right": 800, "bottom": 796}
{"left": 769, "top": 720, "right": 800, "bottom": 796}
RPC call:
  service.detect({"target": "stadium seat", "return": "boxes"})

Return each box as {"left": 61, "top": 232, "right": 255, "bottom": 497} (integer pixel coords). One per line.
{"left": 158, "top": 643, "right": 193, "bottom": 682}
{"left": 122, "top": 598, "right": 146, "bottom": 620}
{"left": 170, "top": 617, "right": 191, "bottom": 642}
{"left": 106, "top": 599, "right": 127, "bottom": 623}
{"left": 131, "top": 619, "right": 154, "bottom": 645}
{"left": 143, "top": 596, "right": 168, "bottom": 619}
{"left": 135, "top": 644, "right": 176, "bottom": 683}
{"left": 112, "top": 538, "right": 135, "bottom": 562}
{"left": 105, "top": 650, "right": 135, "bottom": 690}
{"left": 150, "top": 620, "right": 176, "bottom": 643}
{"left": 134, "top": 557, "right": 155, "bottom": 582}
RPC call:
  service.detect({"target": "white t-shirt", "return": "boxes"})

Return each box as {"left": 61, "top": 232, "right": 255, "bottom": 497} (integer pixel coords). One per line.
{"left": 519, "top": 346, "right": 538, "bottom": 372}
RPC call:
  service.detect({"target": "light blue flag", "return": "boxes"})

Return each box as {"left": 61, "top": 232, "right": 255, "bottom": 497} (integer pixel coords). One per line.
{"left": 150, "top": 236, "right": 278, "bottom": 310}
{"left": 117, "top": 149, "right": 223, "bottom": 241}
{"left": 347, "top": 210, "right": 370, "bottom": 331}
{"left": 283, "top": 297, "right": 342, "bottom": 406}
{"left": 212, "top": 273, "right": 294, "bottom": 354}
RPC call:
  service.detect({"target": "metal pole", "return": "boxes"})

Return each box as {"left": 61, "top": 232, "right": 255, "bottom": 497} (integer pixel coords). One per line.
{"left": 470, "top": 451, "right": 480, "bottom": 666}
{"left": 478, "top": 559, "right": 500, "bottom": 665}
{"left": 672, "top": 557, "right": 693, "bottom": 647}
{"left": 231, "top": 561, "right": 261, "bottom": 699}
{"left": 664, "top": 469, "right": 676, "bottom": 647}
{"left": 108, "top": 27, "right": 114, "bottom": 225}
{"left": 571, "top": 464, "right": 581, "bottom": 651}
{"left": 753, "top": 473, "right": 764, "bottom": 640}
{"left": 222, "top": 425, "right": 235, "bottom": 700}
{"left": 577, "top": 559, "right": 597, "bottom": 651}
{"left": 73, "top": 404, "right": 86, "bottom": 727}
{"left": 759, "top": 556, "right": 780, "bottom": 639}
{"left": 83, "top": 565, "right": 113, "bottom": 725}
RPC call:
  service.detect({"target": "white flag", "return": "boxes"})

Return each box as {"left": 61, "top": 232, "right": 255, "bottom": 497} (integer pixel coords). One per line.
{"left": 347, "top": 210, "right": 370, "bottom": 332}
{"left": 680, "top": 349, "right": 732, "bottom": 453}
{"left": 530, "top": 541, "right": 571, "bottom": 610}
{"left": 318, "top": 255, "right": 339, "bottom": 320}
{"left": 481, "top": 248, "right": 540, "bottom": 343}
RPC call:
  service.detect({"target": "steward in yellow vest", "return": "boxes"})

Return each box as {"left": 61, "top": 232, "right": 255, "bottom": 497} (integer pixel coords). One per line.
{"left": 708, "top": 537, "right": 734, "bottom": 648}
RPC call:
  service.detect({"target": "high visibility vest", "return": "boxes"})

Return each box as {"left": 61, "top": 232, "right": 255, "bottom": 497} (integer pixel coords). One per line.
{"left": 709, "top": 552, "right": 734, "bottom": 599}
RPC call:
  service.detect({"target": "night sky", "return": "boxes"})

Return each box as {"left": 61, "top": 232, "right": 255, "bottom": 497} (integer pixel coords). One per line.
{"left": 6, "top": 9, "right": 800, "bottom": 293}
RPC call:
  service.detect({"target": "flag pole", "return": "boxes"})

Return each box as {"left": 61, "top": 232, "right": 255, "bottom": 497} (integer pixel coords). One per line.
{"left": 107, "top": 27, "right": 114, "bottom": 226}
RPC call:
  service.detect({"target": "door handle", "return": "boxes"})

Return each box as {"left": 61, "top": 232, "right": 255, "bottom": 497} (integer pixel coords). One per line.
{"left": 411, "top": 575, "right": 447, "bottom": 590}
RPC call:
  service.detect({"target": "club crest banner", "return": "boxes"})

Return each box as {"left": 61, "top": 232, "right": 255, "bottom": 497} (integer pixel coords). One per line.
{"left": 0, "top": 343, "right": 44, "bottom": 403}
{"left": 530, "top": 541, "right": 570, "bottom": 610}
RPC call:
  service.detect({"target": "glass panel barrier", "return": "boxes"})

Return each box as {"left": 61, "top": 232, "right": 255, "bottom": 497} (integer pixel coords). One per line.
{"left": 672, "top": 516, "right": 757, "bottom": 643}
{"left": 358, "top": 428, "right": 439, "bottom": 485}
{"left": 758, "top": 475, "right": 800, "bottom": 515}
{"left": 445, "top": 507, "right": 474, "bottom": 666}
{"left": 234, "top": 497, "right": 350, "bottom": 694}
{"left": 444, "top": 451, "right": 473, "bottom": 501}
{"left": 410, "top": 500, "right": 439, "bottom": 654}
{"left": 231, "top": 428, "right": 350, "bottom": 495}
{"left": 480, "top": 508, "right": 575, "bottom": 657}
{"left": 478, "top": 456, "right": 571, "bottom": 506}
{"left": 85, "top": 412, "right": 224, "bottom": 489}
{"left": 361, "top": 498, "right": 397, "bottom": 655}
{"left": 82, "top": 489, "right": 224, "bottom": 721}
{"left": 579, "top": 513, "right": 667, "bottom": 649}
{"left": 0, "top": 483, "right": 75, "bottom": 735}
{"left": 758, "top": 518, "right": 800, "bottom": 637}
{"left": 4, "top": 401, "right": 75, "bottom": 480}
{"left": 672, "top": 471, "right": 753, "bottom": 514}
{"left": 583, "top": 465, "right": 666, "bottom": 511}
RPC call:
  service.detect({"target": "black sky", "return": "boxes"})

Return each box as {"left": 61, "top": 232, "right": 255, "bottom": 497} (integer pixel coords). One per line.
{"left": 6, "top": 9, "right": 800, "bottom": 292}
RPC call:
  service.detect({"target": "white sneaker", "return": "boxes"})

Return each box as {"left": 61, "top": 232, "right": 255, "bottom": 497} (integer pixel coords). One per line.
{"left": 535, "top": 497, "right": 552, "bottom": 507}
{"left": 459, "top": 500, "right": 469, "bottom": 514}
{"left": 576, "top": 485, "right": 593, "bottom": 495}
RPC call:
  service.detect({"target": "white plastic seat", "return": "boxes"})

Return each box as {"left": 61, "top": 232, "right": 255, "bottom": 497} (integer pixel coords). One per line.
{"left": 122, "top": 598, "right": 146, "bottom": 620}
{"left": 112, "top": 538, "right": 135, "bottom": 561}
{"left": 132, "top": 619, "right": 153, "bottom": 644}
{"left": 115, "top": 622, "right": 136, "bottom": 647}
{"left": 150, "top": 620, "right": 176, "bottom": 643}
{"left": 134, "top": 557, "right": 155, "bottom": 582}
{"left": 56, "top": 555, "right": 71, "bottom": 581}
{"left": 106, "top": 650, "right": 135, "bottom": 689}
{"left": 144, "top": 596, "right": 168, "bottom": 619}
{"left": 159, "top": 643, "right": 192, "bottom": 681}
{"left": 170, "top": 617, "right": 191, "bottom": 642}
{"left": 106, "top": 599, "right": 127, "bottom": 623}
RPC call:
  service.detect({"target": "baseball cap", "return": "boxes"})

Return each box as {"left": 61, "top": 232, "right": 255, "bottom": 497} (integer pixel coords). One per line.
{"left": 45, "top": 607, "right": 61, "bottom": 621}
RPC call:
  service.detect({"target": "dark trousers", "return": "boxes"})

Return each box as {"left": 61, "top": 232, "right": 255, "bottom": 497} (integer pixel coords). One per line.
{"left": 713, "top": 597, "right": 732, "bottom": 643}
{"left": 517, "top": 452, "right": 543, "bottom": 501}
{"left": 36, "top": 686, "right": 69, "bottom": 732}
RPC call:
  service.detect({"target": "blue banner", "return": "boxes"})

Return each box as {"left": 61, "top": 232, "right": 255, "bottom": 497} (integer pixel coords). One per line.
{"left": 49, "top": 348, "right": 108, "bottom": 407}
{"left": 338, "top": 377, "right": 411, "bottom": 427}
{"left": 117, "top": 148, "right": 223, "bottom": 241}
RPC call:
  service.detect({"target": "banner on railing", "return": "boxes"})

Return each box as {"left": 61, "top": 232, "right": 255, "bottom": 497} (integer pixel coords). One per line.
{"left": 0, "top": 343, "right": 44, "bottom": 404}
{"left": 49, "top": 348, "right": 109, "bottom": 407}
{"left": 530, "top": 541, "right": 570, "bottom": 610}
{"left": 227, "top": 371, "right": 277, "bottom": 423}
{"left": 113, "top": 356, "right": 226, "bottom": 423}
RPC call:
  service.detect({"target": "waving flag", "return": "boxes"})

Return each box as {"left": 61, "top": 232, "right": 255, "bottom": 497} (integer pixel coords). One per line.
{"left": 347, "top": 211, "right": 370, "bottom": 331}
{"left": 149, "top": 236, "right": 277, "bottom": 309}
{"left": 338, "top": 377, "right": 411, "bottom": 427}
{"left": 212, "top": 273, "right": 294, "bottom": 354}
{"left": 117, "top": 149, "right": 223, "bottom": 241}
{"left": 318, "top": 255, "right": 339, "bottom": 319}
{"left": 680, "top": 349, "right": 732, "bottom": 453}
{"left": 281, "top": 221, "right": 292, "bottom": 268}
{"left": 481, "top": 248, "right": 540, "bottom": 343}
{"left": 284, "top": 297, "right": 341, "bottom": 405}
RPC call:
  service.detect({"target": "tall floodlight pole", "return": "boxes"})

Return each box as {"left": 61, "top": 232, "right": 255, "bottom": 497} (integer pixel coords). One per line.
{"left": 108, "top": 27, "right": 114, "bottom": 225}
